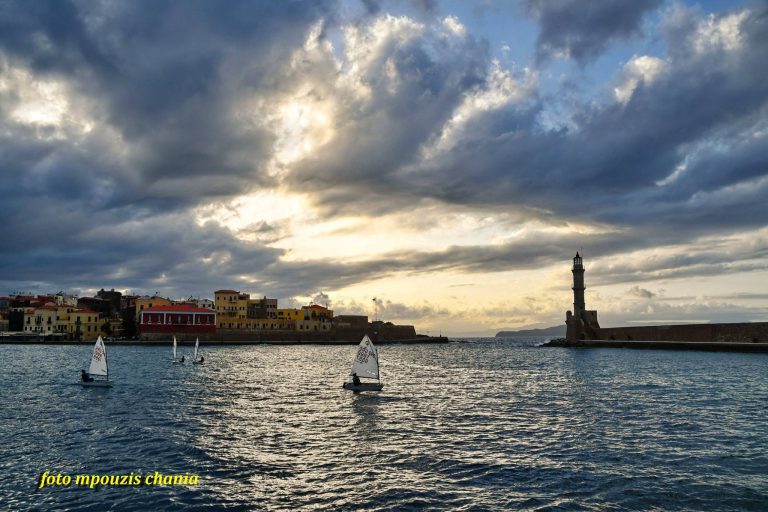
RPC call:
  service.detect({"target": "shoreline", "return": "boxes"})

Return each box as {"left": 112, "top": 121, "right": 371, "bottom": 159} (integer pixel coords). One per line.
{"left": 541, "top": 338, "right": 768, "bottom": 353}
{"left": 0, "top": 336, "right": 453, "bottom": 346}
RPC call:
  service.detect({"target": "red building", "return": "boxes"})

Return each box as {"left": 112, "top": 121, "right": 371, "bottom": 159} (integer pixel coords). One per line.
{"left": 139, "top": 305, "right": 216, "bottom": 334}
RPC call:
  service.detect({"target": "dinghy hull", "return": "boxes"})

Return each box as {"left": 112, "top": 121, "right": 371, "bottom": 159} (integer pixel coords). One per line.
{"left": 78, "top": 380, "right": 113, "bottom": 388}
{"left": 343, "top": 382, "right": 383, "bottom": 391}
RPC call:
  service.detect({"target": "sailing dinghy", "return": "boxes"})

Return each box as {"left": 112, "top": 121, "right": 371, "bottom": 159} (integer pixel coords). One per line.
{"left": 192, "top": 337, "right": 204, "bottom": 364}
{"left": 343, "top": 335, "right": 383, "bottom": 391}
{"left": 78, "top": 336, "right": 113, "bottom": 387}
{"left": 172, "top": 336, "right": 183, "bottom": 364}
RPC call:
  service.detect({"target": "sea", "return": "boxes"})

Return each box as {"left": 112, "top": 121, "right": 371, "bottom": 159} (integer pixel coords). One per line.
{"left": 1, "top": 337, "right": 767, "bottom": 511}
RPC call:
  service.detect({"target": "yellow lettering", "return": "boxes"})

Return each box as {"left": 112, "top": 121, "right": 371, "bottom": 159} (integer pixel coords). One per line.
{"left": 75, "top": 475, "right": 90, "bottom": 486}
{"left": 38, "top": 471, "right": 49, "bottom": 489}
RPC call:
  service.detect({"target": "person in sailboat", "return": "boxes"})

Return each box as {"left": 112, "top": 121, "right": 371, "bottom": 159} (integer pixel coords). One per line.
{"left": 180, "top": 356, "right": 185, "bottom": 363}
{"left": 199, "top": 356, "right": 204, "bottom": 364}
{"left": 352, "top": 373, "right": 361, "bottom": 386}
{"left": 81, "top": 369, "right": 94, "bottom": 383}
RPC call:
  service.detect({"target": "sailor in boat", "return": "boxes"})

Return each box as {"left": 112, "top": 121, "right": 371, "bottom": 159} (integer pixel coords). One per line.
{"left": 81, "top": 370, "right": 94, "bottom": 383}
{"left": 199, "top": 356, "right": 204, "bottom": 364}
{"left": 180, "top": 356, "right": 185, "bottom": 363}
{"left": 352, "top": 373, "right": 361, "bottom": 386}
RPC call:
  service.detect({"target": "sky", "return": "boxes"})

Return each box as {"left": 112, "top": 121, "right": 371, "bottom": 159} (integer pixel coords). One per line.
{"left": 1, "top": 0, "right": 767, "bottom": 336}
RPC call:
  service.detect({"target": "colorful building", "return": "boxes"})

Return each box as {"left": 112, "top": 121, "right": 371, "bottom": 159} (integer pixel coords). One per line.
{"left": 139, "top": 305, "right": 216, "bottom": 335}
{"left": 214, "top": 290, "right": 250, "bottom": 329}
{"left": 23, "top": 305, "right": 103, "bottom": 340}
{"left": 135, "top": 296, "right": 172, "bottom": 321}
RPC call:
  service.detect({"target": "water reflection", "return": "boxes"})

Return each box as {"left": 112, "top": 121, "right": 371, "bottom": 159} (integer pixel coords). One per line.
{"left": 1, "top": 342, "right": 767, "bottom": 510}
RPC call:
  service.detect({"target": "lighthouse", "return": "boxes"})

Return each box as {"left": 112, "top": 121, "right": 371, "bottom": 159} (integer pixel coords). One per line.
{"left": 565, "top": 252, "right": 600, "bottom": 341}
{"left": 572, "top": 252, "right": 585, "bottom": 316}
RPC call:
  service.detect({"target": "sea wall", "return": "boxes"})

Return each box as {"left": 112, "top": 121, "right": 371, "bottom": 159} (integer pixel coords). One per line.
{"left": 594, "top": 322, "right": 768, "bottom": 343}
{"left": 140, "top": 324, "right": 417, "bottom": 343}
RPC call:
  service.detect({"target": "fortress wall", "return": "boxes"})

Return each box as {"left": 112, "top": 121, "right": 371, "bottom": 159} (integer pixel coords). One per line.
{"left": 595, "top": 322, "right": 768, "bottom": 343}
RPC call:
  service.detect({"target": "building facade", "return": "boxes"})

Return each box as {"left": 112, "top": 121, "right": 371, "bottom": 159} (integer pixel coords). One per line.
{"left": 139, "top": 305, "right": 217, "bottom": 334}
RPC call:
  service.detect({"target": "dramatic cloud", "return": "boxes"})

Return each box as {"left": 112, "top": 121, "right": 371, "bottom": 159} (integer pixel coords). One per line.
{"left": 521, "top": 0, "right": 662, "bottom": 63}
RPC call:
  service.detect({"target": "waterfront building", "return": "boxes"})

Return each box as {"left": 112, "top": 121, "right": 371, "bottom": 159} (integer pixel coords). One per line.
{"left": 96, "top": 288, "right": 122, "bottom": 315}
{"left": 276, "top": 308, "right": 303, "bottom": 322}
{"left": 303, "top": 304, "right": 333, "bottom": 321}
{"left": 139, "top": 305, "right": 216, "bottom": 335}
{"left": 135, "top": 295, "right": 172, "bottom": 321}
{"left": 187, "top": 297, "right": 214, "bottom": 310}
{"left": 23, "top": 305, "right": 102, "bottom": 340}
{"left": 247, "top": 296, "right": 278, "bottom": 319}
{"left": 54, "top": 292, "right": 78, "bottom": 307}
{"left": 214, "top": 290, "right": 250, "bottom": 329}
{"left": 69, "top": 309, "right": 103, "bottom": 341}
{"left": 77, "top": 297, "right": 112, "bottom": 317}
{"left": 24, "top": 305, "right": 59, "bottom": 335}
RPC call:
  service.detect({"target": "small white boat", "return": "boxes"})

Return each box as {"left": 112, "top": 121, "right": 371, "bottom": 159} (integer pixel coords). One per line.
{"left": 78, "top": 336, "right": 113, "bottom": 387}
{"left": 172, "top": 336, "right": 184, "bottom": 364}
{"left": 192, "top": 337, "right": 204, "bottom": 364}
{"left": 343, "top": 335, "right": 383, "bottom": 391}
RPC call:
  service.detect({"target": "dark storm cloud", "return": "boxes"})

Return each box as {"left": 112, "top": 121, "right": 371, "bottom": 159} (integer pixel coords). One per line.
{"left": 0, "top": 0, "right": 337, "bottom": 295}
{"left": 0, "top": 0, "right": 336, "bottom": 207}
{"left": 520, "top": 0, "right": 662, "bottom": 63}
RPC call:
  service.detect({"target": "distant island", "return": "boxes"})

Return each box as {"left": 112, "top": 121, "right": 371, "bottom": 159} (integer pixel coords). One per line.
{"left": 496, "top": 325, "right": 565, "bottom": 337}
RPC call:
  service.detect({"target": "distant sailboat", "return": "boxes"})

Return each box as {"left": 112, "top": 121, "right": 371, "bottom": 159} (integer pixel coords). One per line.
{"left": 343, "top": 335, "right": 383, "bottom": 391}
{"left": 78, "top": 336, "right": 113, "bottom": 387}
{"left": 172, "top": 336, "right": 184, "bottom": 364}
{"left": 192, "top": 337, "right": 204, "bottom": 364}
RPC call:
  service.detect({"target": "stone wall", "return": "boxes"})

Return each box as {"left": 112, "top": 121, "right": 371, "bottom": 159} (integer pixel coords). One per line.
{"left": 594, "top": 322, "right": 768, "bottom": 343}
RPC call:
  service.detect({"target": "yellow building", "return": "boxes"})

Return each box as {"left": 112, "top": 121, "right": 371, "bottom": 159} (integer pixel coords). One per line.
{"left": 69, "top": 309, "right": 103, "bottom": 341}
{"left": 24, "top": 306, "right": 60, "bottom": 335}
{"left": 23, "top": 306, "right": 102, "bottom": 340}
{"left": 214, "top": 290, "right": 250, "bottom": 329}
{"left": 135, "top": 296, "right": 172, "bottom": 321}
{"left": 276, "top": 308, "right": 304, "bottom": 322}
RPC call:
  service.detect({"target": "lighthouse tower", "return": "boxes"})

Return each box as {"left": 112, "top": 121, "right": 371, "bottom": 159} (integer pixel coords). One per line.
{"left": 565, "top": 252, "right": 600, "bottom": 341}
{"left": 572, "top": 252, "right": 585, "bottom": 316}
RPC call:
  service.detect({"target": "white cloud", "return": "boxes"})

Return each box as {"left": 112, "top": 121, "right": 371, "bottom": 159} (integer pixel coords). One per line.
{"left": 691, "top": 11, "right": 748, "bottom": 55}
{"left": 614, "top": 55, "right": 667, "bottom": 104}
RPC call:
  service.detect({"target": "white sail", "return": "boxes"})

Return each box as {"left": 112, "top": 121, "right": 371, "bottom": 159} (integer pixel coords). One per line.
{"left": 89, "top": 336, "right": 108, "bottom": 377}
{"left": 194, "top": 337, "right": 199, "bottom": 361}
{"left": 173, "top": 336, "right": 177, "bottom": 360}
{"left": 350, "top": 335, "right": 379, "bottom": 380}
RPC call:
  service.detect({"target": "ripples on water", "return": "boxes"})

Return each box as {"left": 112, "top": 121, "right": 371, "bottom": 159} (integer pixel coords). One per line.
{"left": 1, "top": 338, "right": 767, "bottom": 510}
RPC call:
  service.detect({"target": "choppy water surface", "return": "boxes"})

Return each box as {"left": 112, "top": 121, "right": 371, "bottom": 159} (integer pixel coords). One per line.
{"left": 2, "top": 338, "right": 767, "bottom": 511}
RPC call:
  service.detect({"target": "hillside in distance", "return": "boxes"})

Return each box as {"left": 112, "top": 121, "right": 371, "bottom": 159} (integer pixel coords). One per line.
{"left": 496, "top": 325, "right": 565, "bottom": 337}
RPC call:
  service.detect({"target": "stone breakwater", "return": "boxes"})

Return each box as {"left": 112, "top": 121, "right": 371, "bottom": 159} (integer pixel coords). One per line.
{"left": 543, "top": 337, "right": 768, "bottom": 353}
{"left": 588, "top": 322, "right": 768, "bottom": 343}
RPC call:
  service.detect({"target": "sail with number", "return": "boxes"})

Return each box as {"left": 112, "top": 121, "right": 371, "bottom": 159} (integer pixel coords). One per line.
{"left": 89, "top": 336, "right": 109, "bottom": 377}
{"left": 351, "top": 335, "right": 379, "bottom": 379}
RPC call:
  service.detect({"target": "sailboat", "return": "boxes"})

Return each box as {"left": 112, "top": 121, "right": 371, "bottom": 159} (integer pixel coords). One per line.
{"left": 192, "top": 337, "right": 204, "bottom": 364}
{"left": 172, "top": 336, "right": 184, "bottom": 364}
{"left": 343, "top": 335, "right": 383, "bottom": 391}
{"left": 78, "top": 336, "right": 113, "bottom": 387}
